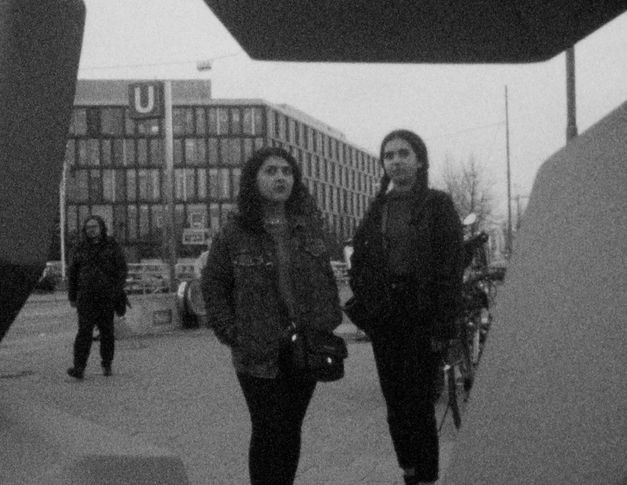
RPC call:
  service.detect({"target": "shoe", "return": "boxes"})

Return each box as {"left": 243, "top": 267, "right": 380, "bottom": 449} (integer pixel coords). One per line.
{"left": 67, "top": 367, "right": 84, "bottom": 379}
{"left": 102, "top": 365, "right": 112, "bottom": 376}
{"left": 404, "top": 477, "right": 435, "bottom": 485}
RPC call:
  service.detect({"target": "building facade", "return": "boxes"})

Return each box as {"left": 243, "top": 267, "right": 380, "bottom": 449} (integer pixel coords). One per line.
{"left": 63, "top": 80, "right": 381, "bottom": 261}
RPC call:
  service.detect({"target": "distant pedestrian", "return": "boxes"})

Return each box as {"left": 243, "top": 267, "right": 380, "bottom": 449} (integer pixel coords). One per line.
{"left": 348, "top": 130, "right": 463, "bottom": 484}
{"left": 201, "top": 147, "right": 342, "bottom": 485}
{"left": 67, "top": 215, "right": 127, "bottom": 379}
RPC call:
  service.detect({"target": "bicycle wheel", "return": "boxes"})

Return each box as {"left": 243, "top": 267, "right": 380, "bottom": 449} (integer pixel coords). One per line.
{"left": 478, "top": 306, "right": 492, "bottom": 358}
{"left": 470, "top": 314, "right": 481, "bottom": 365}
{"left": 485, "top": 279, "right": 497, "bottom": 305}
{"left": 438, "top": 362, "right": 462, "bottom": 432}
{"left": 458, "top": 320, "right": 476, "bottom": 390}
{"left": 447, "top": 363, "right": 462, "bottom": 429}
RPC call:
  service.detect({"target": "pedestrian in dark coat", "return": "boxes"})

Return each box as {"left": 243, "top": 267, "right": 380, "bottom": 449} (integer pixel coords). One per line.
{"left": 201, "top": 147, "right": 342, "bottom": 485}
{"left": 67, "top": 215, "right": 127, "bottom": 379}
{"left": 349, "top": 130, "right": 463, "bottom": 485}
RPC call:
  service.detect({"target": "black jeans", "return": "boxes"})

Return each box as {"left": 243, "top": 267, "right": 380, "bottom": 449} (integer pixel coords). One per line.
{"left": 369, "top": 323, "right": 440, "bottom": 482}
{"left": 237, "top": 372, "right": 316, "bottom": 485}
{"left": 73, "top": 300, "right": 115, "bottom": 370}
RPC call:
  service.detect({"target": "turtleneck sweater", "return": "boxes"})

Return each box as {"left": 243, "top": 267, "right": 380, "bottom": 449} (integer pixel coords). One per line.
{"left": 382, "top": 189, "right": 417, "bottom": 276}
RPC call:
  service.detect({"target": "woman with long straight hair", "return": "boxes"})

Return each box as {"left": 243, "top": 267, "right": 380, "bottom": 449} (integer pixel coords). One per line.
{"left": 349, "top": 130, "right": 463, "bottom": 484}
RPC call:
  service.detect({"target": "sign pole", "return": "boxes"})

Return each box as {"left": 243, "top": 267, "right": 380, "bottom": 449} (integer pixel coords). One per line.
{"left": 128, "top": 81, "right": 175, "bottom": 289}
{"left": 59, "top": 159, "right": 67, "bottom": 280}
{"left": 505, "top": 85, "right": 513, "bottom": 257}
{"left": 163, "top": 80, "right": 177, "bottom": 292}
{"left": 566, "top": 46, "right": 578, "bottom": 141}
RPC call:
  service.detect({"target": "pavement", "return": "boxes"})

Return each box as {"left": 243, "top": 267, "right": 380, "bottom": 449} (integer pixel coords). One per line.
{"left": 1, "top": 291, "right": 460, "bottom": 484}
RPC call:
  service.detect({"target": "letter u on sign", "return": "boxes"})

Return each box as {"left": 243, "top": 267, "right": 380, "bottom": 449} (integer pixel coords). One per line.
{"left": 128, "top": 82, "right": 164, "bottom": 119}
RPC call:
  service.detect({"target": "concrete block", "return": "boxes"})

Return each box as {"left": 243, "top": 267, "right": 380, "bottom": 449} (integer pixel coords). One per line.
{"left": 116, "top": 294, "right": 181, "bottom": 338}
{"left": 0, "top": 393, "right": 189, "bottom": 484}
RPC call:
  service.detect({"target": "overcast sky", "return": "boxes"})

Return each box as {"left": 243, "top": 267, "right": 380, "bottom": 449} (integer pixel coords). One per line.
{"left": 78, "top": 0, "right": 627, "bottom": 218}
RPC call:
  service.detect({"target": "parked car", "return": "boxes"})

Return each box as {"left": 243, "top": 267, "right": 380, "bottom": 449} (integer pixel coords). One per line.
{"left": 33, "top": 263, "right": 61, "bottom": 293}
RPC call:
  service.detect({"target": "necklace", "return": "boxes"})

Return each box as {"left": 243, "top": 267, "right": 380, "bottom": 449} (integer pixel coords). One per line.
{"left": 264, "top": 216, "right": 286, "bottom": 225}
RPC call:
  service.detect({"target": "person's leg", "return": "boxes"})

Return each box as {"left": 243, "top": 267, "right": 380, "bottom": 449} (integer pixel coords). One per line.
{"left": 399, "top": 334, "right": 440, "bottom": 483}
{"left": 371, "top": 327, "right": 440, "bottom": 482}
{"left": 237, "top": 372, "right": 316, "bottom": 485}
{"left": 95, "top": 305, "right": 115, "bottom": 373}
{"left": 278, "top": 375, "right": 317, "bottom": 483}
{"left": 71, "top": 305, "right": 96, "bottom": 374}
{"left": 370, "top": 329, "right": 415, "bottom": 468}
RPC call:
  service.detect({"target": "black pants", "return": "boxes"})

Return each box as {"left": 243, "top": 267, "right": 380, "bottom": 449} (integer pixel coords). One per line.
{"left": 237, "top": 372, "right": 316, "bottom": 485}
{"left": 73, "top": 300, "right": 115, "bottom": 370}
{"left": 369, "top": 324, "right": 440, "bottom": 482}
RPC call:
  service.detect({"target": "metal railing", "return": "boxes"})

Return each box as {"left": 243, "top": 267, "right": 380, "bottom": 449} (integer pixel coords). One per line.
{"left": 126, "top": 261, "right": 197, "bottom": 294}
{"left": 331, "top": 261, "right": 349, "bottom": 284}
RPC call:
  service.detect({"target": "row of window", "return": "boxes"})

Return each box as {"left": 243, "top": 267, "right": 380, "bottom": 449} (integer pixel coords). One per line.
{"left": 65, "top": 138, "right": 374, "bottom": 194}
{"left": 67, "top": 202, "right": 358, "bottom": 247}
{"left": 268, "top": 109, "right": 379, "bottom": 173}
{"left": 67, "top": 203, "right": 236, "bottom": 244}
{"left": 68, "top": 105, "right": 378, "bottom": 174}
{"left": 67, "top": 168, "right": 242, "bottom": 204}
{"left": 69, "top": 106, "right": 266, "bottom": 138}
{"left": 323, "top": 213, "right": 358, "bottom": 242}
{"left": 269, "top": 140, "right": 378, "bottom": 195}
{"left": 305, "top": 179, "right": 369, "bottom": 215}
{"left": 66, "top": 166, "right": 371, "bottom": 217}
{"left": 65, "top": 136, "right": 266, "bottom": 169}
{"left": 65, "top": 136, "right": 377, "bottom": 194}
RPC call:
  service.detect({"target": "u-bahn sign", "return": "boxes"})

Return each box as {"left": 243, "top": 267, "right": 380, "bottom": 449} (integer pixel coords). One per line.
{"left": 128, "top": 81, "right": 164, "bottom": 119}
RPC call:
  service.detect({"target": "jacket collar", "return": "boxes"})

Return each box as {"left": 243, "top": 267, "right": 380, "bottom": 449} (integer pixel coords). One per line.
{"left": 290, "top": 215, "right": 308, "bottom": 229}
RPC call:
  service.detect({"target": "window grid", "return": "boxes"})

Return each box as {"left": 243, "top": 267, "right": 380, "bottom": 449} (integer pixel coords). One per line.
{"left": 65, "top": 103, "right": 377, "bottom": 254}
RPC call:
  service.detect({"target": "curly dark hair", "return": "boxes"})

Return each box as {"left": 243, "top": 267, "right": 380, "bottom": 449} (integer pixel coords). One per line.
{"left": 236, "top": 146, "right": 319, "bottom": 232}
{"left": 377, "top": 129, "right": 429, "bottom": 197}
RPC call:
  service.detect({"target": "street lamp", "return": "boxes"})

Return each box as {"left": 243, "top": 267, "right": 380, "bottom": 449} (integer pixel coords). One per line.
{"left": 504, "top": 85, "right": 512, "bottom": 257}
{"left": 566, "top": 46, "right": 578, "bottom": 141}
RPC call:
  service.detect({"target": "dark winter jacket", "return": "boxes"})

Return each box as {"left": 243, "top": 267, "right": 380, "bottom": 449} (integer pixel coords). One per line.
{"left": 68, "top": 228, "right": 127, "bottom": 307}
{"left": 201, "top": 215, "right": 342, "bottom": 378}
{"left": 349, "top": 188, "right": 463, "bottom": 339}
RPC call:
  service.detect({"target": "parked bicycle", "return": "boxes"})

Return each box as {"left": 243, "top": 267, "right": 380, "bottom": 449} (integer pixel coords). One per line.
{"left": 438, "top": 213, "right": 497, "bottom": 431}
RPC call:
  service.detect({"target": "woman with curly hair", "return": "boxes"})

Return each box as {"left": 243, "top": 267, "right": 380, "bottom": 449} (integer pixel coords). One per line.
{"left": 201, "top": 146, "right": 342, "bottom": 484}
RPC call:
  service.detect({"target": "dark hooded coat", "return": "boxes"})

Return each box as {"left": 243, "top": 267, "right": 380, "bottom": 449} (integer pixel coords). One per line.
{"left": 68, "top": 216, "right": 127, "bottom": 308}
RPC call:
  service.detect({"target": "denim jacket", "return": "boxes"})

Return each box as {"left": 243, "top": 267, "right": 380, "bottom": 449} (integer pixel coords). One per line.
{"left": 201, "top": 215, "right": 342, "bottom": 378}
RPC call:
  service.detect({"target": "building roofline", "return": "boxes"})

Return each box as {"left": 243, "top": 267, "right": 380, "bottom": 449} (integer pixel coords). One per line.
{"left": 73, "top": 79, "right": 375, "bottom": 156}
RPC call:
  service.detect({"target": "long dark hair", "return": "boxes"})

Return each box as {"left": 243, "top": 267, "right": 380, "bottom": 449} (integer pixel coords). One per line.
{"left": 236, "top": 146, "right": 319, "bottom": 232}
{"left": 79, "top": 214, "right": 108, "bottom": 245}
{"left": 377, "top": 129, "right": 429, "bottom": 197}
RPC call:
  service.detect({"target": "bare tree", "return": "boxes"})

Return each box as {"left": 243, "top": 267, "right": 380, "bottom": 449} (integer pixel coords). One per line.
{"left": 435, "top": 154, "right": 496, "bottom": 228}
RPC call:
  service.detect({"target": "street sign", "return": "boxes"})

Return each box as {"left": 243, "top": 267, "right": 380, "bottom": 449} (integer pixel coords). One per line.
{"left": 189, "top": 212, "right": 205, "bottom": 229}
{"left": 128, "top": 81, "right": 164, "bottom": 119}
{"left": 182, "top": 228, "right": 208, "bottom": 245}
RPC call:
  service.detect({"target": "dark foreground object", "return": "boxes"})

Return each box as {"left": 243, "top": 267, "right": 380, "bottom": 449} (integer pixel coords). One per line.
{"left": 0, "top": 0, "right": 85, "bottom": 341}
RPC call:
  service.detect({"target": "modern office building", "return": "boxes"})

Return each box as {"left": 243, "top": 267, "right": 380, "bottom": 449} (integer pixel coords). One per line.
{"left": 62, "top": 79, "right": 381, "bottom": 261}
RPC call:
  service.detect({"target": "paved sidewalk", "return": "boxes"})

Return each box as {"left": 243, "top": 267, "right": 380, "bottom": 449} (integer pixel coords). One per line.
{"left": 1, "top": 323, "right": 458, "bottom": 484}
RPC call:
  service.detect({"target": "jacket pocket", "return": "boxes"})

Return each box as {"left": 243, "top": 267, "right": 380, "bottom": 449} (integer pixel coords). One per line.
{"left": 232, "top": 251, "right": 269, "bottom": 287}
